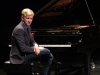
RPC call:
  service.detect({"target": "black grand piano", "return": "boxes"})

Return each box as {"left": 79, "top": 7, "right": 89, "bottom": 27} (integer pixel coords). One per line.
{"left": 7, "top": 0, "right": 100, "bottom": 75}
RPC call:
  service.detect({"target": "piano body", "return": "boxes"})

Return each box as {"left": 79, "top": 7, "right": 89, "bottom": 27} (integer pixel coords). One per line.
{"left": 7, "top": 0, "right": 100, "bottom": 75}
{"left": 30, "top": 0, "right": 100, "bottom": 75}
{"left": 31, "top": 26, "right": 100, "bottom": 75}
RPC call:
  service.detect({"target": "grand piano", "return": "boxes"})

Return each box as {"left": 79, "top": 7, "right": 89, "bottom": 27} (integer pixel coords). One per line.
{"left": 8, "top": 0, "right": 100, "bottom": 75}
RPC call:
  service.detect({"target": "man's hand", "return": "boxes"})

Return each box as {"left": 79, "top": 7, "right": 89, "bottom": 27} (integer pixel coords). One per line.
{"left": 34, "top": 44, "right": 40, "bottom": 55}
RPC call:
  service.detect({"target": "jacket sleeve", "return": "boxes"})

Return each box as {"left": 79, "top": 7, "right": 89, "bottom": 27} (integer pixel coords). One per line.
{"left": 13, "top": 29, "right": 34, "bottom": 53}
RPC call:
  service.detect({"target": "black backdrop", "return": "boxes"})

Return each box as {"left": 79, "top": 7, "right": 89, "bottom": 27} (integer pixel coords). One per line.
{"left": 0, "top": 0, "right": 100, "bottom": 69}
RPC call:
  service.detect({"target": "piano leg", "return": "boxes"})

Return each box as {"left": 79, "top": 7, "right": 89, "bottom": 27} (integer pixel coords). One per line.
{"left": 83, "top": 51, "right": 92, "bottom": 75}
{"left": 53, "top": 54, "right": 61, "bottom": 75}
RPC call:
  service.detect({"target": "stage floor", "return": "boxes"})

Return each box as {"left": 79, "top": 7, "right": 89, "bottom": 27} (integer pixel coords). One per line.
{"left": 1, "top": 50, "right": 100, "bottom": 75}
{"left": 1, "top": 60, "right": 100, "bottom": 75}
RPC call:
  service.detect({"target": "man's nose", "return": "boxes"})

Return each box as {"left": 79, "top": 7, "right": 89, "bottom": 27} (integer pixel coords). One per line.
{"left": 28, "top": 19, "right": 31, "bottom": 22}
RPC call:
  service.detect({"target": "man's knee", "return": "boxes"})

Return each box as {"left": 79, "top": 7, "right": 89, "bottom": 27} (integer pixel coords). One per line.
{"left": 41, "top": 48, "right": 53, "bottom": 59}
{"left": 46, "top": 49, "right": 53, "bottom": 60}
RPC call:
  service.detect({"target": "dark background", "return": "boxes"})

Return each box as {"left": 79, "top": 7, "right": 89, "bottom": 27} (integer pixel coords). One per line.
{"left": 0, "top": 0, "right": 100, "bottom": 69}
{"left": 0, "top": 0, "right": 100, "bottom": 28}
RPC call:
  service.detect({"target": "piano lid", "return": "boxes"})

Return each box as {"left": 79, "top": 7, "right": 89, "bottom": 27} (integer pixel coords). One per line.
{"left": 32, "top": 0, "right": 94, "bottom": 28}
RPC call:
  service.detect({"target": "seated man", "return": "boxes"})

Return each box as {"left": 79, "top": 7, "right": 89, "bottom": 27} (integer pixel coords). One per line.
{"left": 10, "top": 8, "right": 53, "bottom": 75}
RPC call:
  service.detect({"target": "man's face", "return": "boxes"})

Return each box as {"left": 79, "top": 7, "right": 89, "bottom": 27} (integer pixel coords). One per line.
{"left": 21, "top": 15, "right": 33, "bottom": 26}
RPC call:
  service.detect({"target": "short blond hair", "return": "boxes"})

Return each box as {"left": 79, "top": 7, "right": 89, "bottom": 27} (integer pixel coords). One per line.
{"left": 21, "top": 8, "right": 34, "bottom": 17}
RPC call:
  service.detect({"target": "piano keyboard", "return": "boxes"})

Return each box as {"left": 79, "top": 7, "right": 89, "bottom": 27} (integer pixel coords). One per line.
{"left": 39, "top": 45, "right": 71, "bottom": 47}
{"left": 8, "top": 44, "right": 71, "bottom": 47}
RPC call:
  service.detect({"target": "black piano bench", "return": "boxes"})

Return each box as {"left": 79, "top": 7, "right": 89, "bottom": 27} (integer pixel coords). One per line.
{"left": 4, "top": 61, "right": 46, "bottom": 75}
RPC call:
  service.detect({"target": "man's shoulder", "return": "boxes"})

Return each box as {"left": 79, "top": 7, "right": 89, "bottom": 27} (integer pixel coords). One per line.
{"left": 13, "top": 23, "right": 23, "bottom": 31}
{"left": 16, "top": 21, "right": 24, "bottom": 29}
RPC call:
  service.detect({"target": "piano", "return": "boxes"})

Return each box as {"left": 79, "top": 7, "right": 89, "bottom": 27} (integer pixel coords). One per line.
{"left": 7, "top": 0, "right": 100, "bottom": 75}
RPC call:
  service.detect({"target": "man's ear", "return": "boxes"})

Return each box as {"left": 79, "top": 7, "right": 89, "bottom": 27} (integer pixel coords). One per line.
{"left": 21, "top": 16, "right": 24, "bottom": 20}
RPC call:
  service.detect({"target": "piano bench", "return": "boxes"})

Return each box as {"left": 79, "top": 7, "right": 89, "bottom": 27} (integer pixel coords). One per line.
{"left": 4, "top": 61, "right": 46, "bottom": 75}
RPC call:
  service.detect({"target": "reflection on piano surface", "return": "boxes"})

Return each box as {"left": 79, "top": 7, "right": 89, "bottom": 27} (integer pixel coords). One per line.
{"left": 7, "top": 0, "right": 100, "bottom": 75}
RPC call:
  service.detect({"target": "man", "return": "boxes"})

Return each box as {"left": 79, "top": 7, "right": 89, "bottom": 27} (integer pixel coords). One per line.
{"left": 10, "top": 8, "right": 53, "bottom": 75}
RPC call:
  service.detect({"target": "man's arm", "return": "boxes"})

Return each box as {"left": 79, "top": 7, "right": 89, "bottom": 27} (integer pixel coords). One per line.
{"left": 14, "top": 29, "right": 34, "bottom": 53}
{"left": 30, "top": 36, "right": 40, "bottom": 55}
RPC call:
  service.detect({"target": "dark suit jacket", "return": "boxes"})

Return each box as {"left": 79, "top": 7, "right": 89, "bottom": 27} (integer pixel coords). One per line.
{"left": 10, "top": 21, "right": 36, "bottom": 64}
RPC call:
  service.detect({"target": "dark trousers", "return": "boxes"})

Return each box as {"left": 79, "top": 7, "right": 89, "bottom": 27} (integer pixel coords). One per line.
{"left": 25, "top": 47, "right": 53, "bottom": 75}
